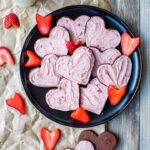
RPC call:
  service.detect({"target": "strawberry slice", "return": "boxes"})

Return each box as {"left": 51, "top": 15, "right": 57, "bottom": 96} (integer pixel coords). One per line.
{"left": 36, "top": 13, "right": 52, "bottom": 35}
{"left": 4, "top": 13, "right": 20, "bottom": 29}
{"left": 66, "top": 40, "right": 81, "bottom": 54}
{"left": 41, "top": 128, "right": 61, "bottom": 150}
{"left": 108, "top": 85, "right": 126, "bottom": 106}
{"left": 121, "top": 32, "right": 140, "bottom": 56}
{"left": 70, "top": 107, "right": 90, "bottom": 123}
{"left": 25, "top": 50, "right": 41, "bottom": 67}
{"left": 0, "top": 47, "right": 15, "bottom": 66}
{"left": 6, "top": 93, "right": 26, "bottom": 114}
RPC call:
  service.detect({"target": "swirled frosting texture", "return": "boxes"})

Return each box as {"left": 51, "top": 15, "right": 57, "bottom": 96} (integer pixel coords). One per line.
{"left": 56, "top": 46, "right": 94, "bottom": 85}
{"left": 34, "top": 26, "right": 70, "bottom": 57}
{"left": 46, "top": 78, "right": 79, "bottom": 111}
{"left": 97, "top": 55, "right": 132, "bottom": 89}
{"left": 80, "top": 78, "right": 108, "bottom": 114}
{"left": 90, "top": 47, "right": 121, "bottom": 76}
{"left": 57, "top": 15, "right": 90, "bottom": 44}
{"left": 86, "top": 16, "right": 121, "bottom": 51}
{"left": 29, "top": 54, "right": 61, "bottom": 87}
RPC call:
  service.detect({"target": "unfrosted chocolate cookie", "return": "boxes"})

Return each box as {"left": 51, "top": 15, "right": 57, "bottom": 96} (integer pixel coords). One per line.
{"left": 78, "top": 130, "right": 117, "bottom": 150}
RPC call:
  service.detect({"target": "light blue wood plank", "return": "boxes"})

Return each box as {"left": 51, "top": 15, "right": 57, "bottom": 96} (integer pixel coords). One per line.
{"left": 140, "top": 0, "right": 150, "bottom": 149}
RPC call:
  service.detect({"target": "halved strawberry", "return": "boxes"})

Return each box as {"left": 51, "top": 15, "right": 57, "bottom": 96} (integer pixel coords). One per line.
{"left": 0, "top": 47, "right": 15, "bottom": 66}
{"left": 25, "top": 50, "right": 41, "bottom": 67}
{"left": 121, "top": 32, "right": 140, "bottom": 56}
{"left": 4, "top": 13, "right": 20, "bottom": 29}
{"left": 36, "top": 13, "right": 52, "bottom": 35}
{"left": 41, "top": 128, "right": 61, "bottom": 150}
{"left": 70, "top": 107, "right": 90, "bottom": 123}
{"left": 66, "top": 40, "right": 81, "bottom": 54}
{"left": 108, "top": 85, "right": 126, "bottom": 106}
{"left": 6, "top": 92, "right": 26, "bottom": 114}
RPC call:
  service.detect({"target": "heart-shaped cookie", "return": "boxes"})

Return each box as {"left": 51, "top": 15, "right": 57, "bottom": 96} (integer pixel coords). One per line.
{"left": 46, "top": 78, "right": 79, "bottom": 111}
{"left": 86, "top": 16, "right": 121, "bottom": 51}
{"left": 97, "top": 55, "right": 132, "bottom": 89}
{"left": 80, "top": 78, "right": 108, "bottom": 114}
{"left": 29, "top": 54, "right": 61, "bottom": 87}
{"left": 56, "top": 46, "right": 94, "bottom": 85}
{"left": 57, "top": 15, "right": 90, "bottom": 44}
{"left": 90, "top": 47, "right": 121, "bottom": 76}
{"left": 34, "top": 26, "right": 70, "bottom": 57}
{"left": 78, "top": 130, "right": 117, "bottom": 150}
{"left": 75, "top": 140, "right": 94, "bottom": 150}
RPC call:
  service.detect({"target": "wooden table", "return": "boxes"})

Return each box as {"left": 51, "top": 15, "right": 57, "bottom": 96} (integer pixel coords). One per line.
{"left": 107, "top": 0, "right": 149, "bottom": 149}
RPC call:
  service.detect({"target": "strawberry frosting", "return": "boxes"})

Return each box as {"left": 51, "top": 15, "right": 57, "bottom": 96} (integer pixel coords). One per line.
{"left": 56, "top": 46, "right": 94, "bottom": 85}
{"left": 90, "top": 47, "right": 121, "bottom": 76}
{"left": 97, "top": 55, "right": 132, "bottom": 89}
{"left": 57, "top": 15, "right": 90, "bottom": 44}
{"left": 34, "top": 26, "right": 70, "bottom": 57}
{"left": 80, "top": 78, "right": 108, "bottom": 114}
{"left": 46, "top": 78, "right": 79, "bottom": 111}
{"left": 29, "top": 54, "right": 61, "bottom": 87}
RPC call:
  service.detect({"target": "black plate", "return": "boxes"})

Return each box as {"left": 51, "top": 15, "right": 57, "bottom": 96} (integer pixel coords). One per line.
{"left": 20, "top": 5, "right": 142, "bottom": 128}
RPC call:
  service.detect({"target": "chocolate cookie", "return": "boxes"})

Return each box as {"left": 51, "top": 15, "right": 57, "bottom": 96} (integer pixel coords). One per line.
{"left": 78, "top": 130, "right": 117, "bottom": 150}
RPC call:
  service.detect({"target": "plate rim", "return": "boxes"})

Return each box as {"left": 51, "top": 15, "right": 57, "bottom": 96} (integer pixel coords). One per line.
{"left": 19, "top": 5, "right": 142, "bottom": 128}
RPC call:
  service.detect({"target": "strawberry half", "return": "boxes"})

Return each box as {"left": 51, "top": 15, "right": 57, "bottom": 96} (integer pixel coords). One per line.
{"left": 6, "top": 93, "right": 26, "bottom": 115}
{"left": 121, "top": 32, "right": 140, "bottom": 56}
{"left": 36, "top": 13, "right": 52, "bottom": 35}
{"left": 41, "top": 128, "right": 61, "bottom": 150}
{"left": 70, "top": 107, "right": 90, "bottom": 123}
{"left": 108, "top": 85, "right": 126, "bottom": 106}
{"left": 0, "top": 47, "right": 15, "bottom": 66}
{"left": 25, "top": 50, "right": 41, "bottom": 67}
{"left": 66, "top": 40, "right": 81, "bottom": 54}
{"left": 4, "top": 13, "right": 20, "bottom": 29}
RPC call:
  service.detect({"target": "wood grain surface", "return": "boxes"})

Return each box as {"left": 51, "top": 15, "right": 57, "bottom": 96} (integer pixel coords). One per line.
{"left": 107, "top": 0, "right": 150, "bottom": 149}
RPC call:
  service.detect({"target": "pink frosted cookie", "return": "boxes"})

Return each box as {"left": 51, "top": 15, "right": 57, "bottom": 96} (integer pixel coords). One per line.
{"left": 57, "top": 15, "right": 90, "bottom": 44}
{"left": 46, "top": 78, "right": 79, "bottom": 111}
{"left": 29, "top": 54, "right": 61, "bottom": 87}
{"left": 97, "top": 55, "right": 132, "bottom": 89}
{"left": 80, "top": 78, "right": 108, "bottom": 114}
{"left": 86, "top": 16, "right": 121, "bottom": 51}
{"left": 90, "top": 47, "right": 121, "bottom": 76}
{"left": 75, "top": 141, "right": 94, "bottom": 150}
{"left": 56, "top": 46, "right": 94, "bottom": 85}
{"left": 34, "top": 26, "right": 70, "bottom": 57}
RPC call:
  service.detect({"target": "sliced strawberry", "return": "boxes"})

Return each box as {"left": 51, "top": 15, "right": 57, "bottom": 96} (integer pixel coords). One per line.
{"left": 25, "top": 50, "right": 41, "bottom": 67}
{"left": 41, "top": 128, "right": 61, "bottom": 150}
{"left": 70, "top": 107, "right": 90, "bottom": 123}
{"left": 66, "top": 40, "right": 81, "bottom": 54}
{"left": 4, "top": 13, "right": 20, "bottom": 29}
{"left": 36, "top": 14, "right": 52, "bottom": 35}
{"left": 0, "top": 47, "right": 15, "bottom": 66}
{"left": 6, "top": 93, "right": 26, "bottom": 114}
{"left": 108, "top": 85, "right": 126, "bottom": 106}
{"left": 121, "top": 32, "right": 140, "bottom": 56}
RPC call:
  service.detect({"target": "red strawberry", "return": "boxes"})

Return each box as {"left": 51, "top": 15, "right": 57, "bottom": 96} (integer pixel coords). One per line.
{"left": 36, "top": 14, "right": 52, "bottom": 35}
{"left": 108, "top": 85, "right": 126, "bottom": 106}
{"left": 0, "top": 47, "right": 15, "bottom": 66}
{"left": 41, "top": 128, "right": 61, "bottom": 150}
{"left": 70, "top": 107, "right": 90, "bottom": 123}
{"left": 6, "top": 93, "right": 26, "bottom": 114}
{"left": 4, "top": 13, "right": 20, "bottom": 29}
{"left": 66, "top": 40, "right": 81, "bottom": 54}
{"left": 25, "top": 50, "right": 41, "bottom": 67}
{"left": 121, "top": 32, "right": 140, "bottom": 56}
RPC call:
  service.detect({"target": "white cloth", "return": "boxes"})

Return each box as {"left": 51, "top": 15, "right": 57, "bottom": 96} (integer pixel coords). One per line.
{"left": 0, "top": 0, "right": 111, "bottom": 149}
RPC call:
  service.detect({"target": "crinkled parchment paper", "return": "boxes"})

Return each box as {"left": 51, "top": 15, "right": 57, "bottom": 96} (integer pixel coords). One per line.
{"left": 0, "top": 0, "right": 111, "bottom": 149}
